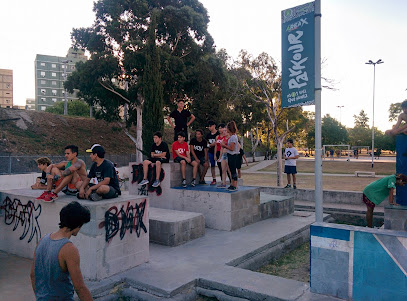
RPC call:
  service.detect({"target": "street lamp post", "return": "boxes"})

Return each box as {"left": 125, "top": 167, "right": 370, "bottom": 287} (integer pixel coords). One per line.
{"left": 365, "top": 59, "right": 384, "bottom": 169}
{"left": 61, "top": 60, "right": 72, "bottom": 115}
{"left": 336, "top": 105, "right": 344, "bottom": 124}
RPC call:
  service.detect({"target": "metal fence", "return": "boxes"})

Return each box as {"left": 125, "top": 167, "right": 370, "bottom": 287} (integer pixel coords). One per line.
{"left": 0, "top": 154, "right": 138, "bottom": 175}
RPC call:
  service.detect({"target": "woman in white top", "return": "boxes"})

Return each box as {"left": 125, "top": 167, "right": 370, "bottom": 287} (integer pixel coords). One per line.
{"left": 221, "top": 121, "right": 240, "bottom": 191}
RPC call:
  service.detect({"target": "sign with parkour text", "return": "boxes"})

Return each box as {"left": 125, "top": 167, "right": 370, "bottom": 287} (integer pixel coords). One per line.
{"left": 281, "top": 2, "right": 315, "bottom": 108}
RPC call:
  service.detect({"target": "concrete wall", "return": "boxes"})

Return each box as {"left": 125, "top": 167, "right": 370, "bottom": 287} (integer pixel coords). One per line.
{"left": 0, "top": 189, "right": 149, "bottom": 280}
{"left": 384, "top": 205, "right": 407, "bottom": 231}
{"left": 311, "top": 222, "right": 407, "bottom": 300}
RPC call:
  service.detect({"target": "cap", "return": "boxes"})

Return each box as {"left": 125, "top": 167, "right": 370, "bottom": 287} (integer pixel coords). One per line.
{"left": 86, "top": 144, "right": 105, "bottom": 154}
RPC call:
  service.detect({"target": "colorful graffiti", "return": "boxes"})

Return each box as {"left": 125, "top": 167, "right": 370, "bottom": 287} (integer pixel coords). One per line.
{"left": 1, "top": 197, "right": 42, "bottom": 243}
{"left": 131, "top": 163, "right": 165, "bottom": 196}
{"left": 99, "top": 199, "right": 147, "bottom": 242}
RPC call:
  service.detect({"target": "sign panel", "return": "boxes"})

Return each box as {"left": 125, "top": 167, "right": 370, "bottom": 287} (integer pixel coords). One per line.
{"left": 281, "top": 2, "right": 315, "bottom": 108}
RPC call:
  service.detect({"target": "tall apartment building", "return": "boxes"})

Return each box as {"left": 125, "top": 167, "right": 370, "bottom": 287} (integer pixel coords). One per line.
{"left": 26, "top": 98, "right": 35, "bottom": 111}
{"left": 0, "top": 69, "right": 13, "bottom": 108}
{"left": 34, "top": 48, "right": 87, "bottom": 111}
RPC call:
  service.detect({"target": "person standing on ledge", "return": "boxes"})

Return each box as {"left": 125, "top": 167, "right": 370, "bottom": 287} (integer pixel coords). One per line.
{"left": 167, "top": 99, "right": 195, "bottom": 142}
{"left": 362, "top": 174, "right": 406, "bottom": 227}
{"left": 31, "top": 201, "right": 93, "bottom": 301}
{"left": 284, "top": 139, "right": 299, "bottom": 189}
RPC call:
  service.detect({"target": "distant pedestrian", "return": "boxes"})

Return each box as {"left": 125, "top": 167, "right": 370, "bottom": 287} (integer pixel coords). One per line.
{"left": 284, "top": 139, "right": 299, "bottom": 189}
{"left": 31, "top": 201, "right": 93, "bottom": 301}
{"left": 167, "top": 99, "right": 195, "bottom": 142}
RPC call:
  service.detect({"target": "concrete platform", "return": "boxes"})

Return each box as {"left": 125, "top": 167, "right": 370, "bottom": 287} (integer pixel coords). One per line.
{"left": 384, "top": 204, "right": 407, "bottom": 231}
{"left": 149, "top": 207, "right": 205, "bottom": 246}
{"left": 260, "top": 192, "right": 294, "bottom": 218}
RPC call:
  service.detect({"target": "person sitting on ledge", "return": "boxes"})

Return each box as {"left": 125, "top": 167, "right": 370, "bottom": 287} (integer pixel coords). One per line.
{"left": 362, "top": 174, "right": 407, "bottom": 227}
{"left": 78, "top": 144, "right": 121, "bottom": 201}
{"left": 36, "top": 145, "right": 87, "bottom": 203}
{"left": 172, "top": 131, "right": 198, "bottom": 188}
{"left": 190, "top": 129, "right": 209, "bottom": 185}
{"left": 31, "top": 157, "right": 51, "bottom": 190}
{"left": 138, "top": 131, "right": 170, "bottom": 188}
{"left": 385, "top": 100, "right": 407, "bottom": 136}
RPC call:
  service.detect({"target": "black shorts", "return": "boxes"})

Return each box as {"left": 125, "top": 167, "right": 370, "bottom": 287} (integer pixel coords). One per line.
{"left": 174, "top": 156, "right": 190, "bottom": 164}
{"left": 89, "top": 183, "right": 119, "bottom": 199}
{"left": 150, "top": 158, "right": 169, "bottom": 164}
{"left": 284, "top": 165, "right": 297, "bottom": 174}
{"left": 192, "top": 156, "right": 206, "bottom": 165}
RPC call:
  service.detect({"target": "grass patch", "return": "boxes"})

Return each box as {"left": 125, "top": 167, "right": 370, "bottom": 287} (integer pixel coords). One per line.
{"left": 257, "top": 242, "right": 310, "bottom": 283}
{"left": 260, "top": 160, "right": 395, "bottom": 175}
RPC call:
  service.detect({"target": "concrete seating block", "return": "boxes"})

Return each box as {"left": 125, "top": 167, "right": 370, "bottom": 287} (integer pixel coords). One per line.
{"left": 0, "top": 189, "right": 149, "bottom": 280}
{"left": 149, "top": 207, "right": 205, "bottom": 246}
{"left": 384, "top": 205, "right": 407, "bottom": 231}
{"left": 259, "top": 192, "right": 294, "bottom": 219}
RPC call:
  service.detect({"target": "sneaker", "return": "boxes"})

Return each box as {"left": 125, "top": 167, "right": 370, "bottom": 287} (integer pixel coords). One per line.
{"left": 191, "top": 179, "right": 196, "bottom": 187}
{"left": 36, "top": 191, "right": 50, "bottom": 200}
{"left": 284, "top": 184, "right": 291, "bottom": 188}
{"left": 182, "top": 179, "right": 187, "bottom": 188}
{"left": 90, "top": 192, "right": 103, "bottom": 202}
{"left": 210, "top": 179, "right": 216, "bottom": 186}
{"left": 42, "top": 192, "right": 58, "bottom": 203}
{"left": 139, "top": 179, "right": 149, "bottom": 186}
{"left": 218, "top": 184, "right": 227, "bottom": 189}
{"left": 152, "top": 180, "right": 160, "bottom": 188}
{"left": 293, "top": 184, "right": 297, "bottom": 189}
{"left": 228, "top": 186, "right": 237, "bottom": 191}
{"left": 199, "top": 180, "right": 206, "bottom": 185}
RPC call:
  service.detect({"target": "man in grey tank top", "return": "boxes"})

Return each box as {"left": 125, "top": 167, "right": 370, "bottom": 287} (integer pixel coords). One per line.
{"left": 30, "top": 201, "right": 93, "bottom": 300}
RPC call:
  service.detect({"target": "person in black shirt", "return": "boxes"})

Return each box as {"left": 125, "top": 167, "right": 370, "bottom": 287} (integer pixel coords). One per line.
{"left": 138, "top": 131, "right": 169, "bottom": 188}
{"left": 205, "top": 121, "right": 219, "bottom": 185}
{"left": 190, "top": 129, "right": 209, "bottom": 185}
{"left": 78, "top": 144, "right": 121, "bottom": 201}
{"left": 167, "top": 99, "right": 195, "bottom": 142}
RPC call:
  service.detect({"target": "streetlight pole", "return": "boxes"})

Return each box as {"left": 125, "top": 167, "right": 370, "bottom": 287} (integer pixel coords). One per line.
{"left": 336, "top": 105, "right": 344, "bottom": 124}
{"left": 365, "top": 59, "right": 383, "bottom": 169}
{"left": 61, "top": 60, "right": 72, "bottom": 115}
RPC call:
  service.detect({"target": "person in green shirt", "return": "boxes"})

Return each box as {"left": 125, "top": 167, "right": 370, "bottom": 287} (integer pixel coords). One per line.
{"left": 363, "top": 174, "right": 406, "bottom": 227}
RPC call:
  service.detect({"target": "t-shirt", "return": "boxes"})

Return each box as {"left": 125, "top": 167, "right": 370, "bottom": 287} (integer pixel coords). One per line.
{"left": 225, "top": 134, "right": 239, "bottom": 155}
{"left": 190, "top": 137, "right": 208, "bottom": 158}
{"left": 151, "top": 141, "right": 170, "bottom": 161}
{"left": 170, "top": 109, "right": 191, "bottom": 130}
{"left": 216, "top": 135, "right": 228, "bottom": 152}
{"left": 363, "top": 175, "right": 396, "bottom": 205}
{"left": 88, "top": 159, "right": 121, "bottom": 194}
{"left": 172, "top": 141, "right": 189, "bottom": 159}
{"left": 40, "top": 171, "right": 47, "bottom": 184}
{"left": 206, "top": 131, "right": 219, "bottom": 154}
{"left": 284, "top": 147, "right": 299, "bottom": 166}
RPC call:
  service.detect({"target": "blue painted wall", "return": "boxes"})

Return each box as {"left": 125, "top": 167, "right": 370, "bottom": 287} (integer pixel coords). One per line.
{"left": 396, "top": 135, "right": 407, "bottom": 205}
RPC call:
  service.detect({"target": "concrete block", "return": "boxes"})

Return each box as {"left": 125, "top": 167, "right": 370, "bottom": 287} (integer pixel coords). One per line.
{"left": 384, "top": 205, "right": 407, "bottom": 230}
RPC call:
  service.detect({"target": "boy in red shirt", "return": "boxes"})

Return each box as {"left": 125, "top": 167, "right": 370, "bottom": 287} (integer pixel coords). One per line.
{"left": 172, "top": 132, "right": 198, "bottom": 187}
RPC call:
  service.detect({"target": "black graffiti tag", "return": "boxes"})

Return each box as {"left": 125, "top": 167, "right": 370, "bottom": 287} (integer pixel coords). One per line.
{"left": 1, "top": 197, "right": 42, "bottom": 243}
{"left": 131, "top": 163, "right": 165, "bottom": 196}
{"left": 102, "top": 200, "right": 147, "bottom": 242}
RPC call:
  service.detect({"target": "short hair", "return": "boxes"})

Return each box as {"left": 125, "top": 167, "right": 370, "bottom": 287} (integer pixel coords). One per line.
{"left": 287, "top": 139, "right": 294, "bottom": 144}
{"left": 401, "top": 100, "right": 407, "bottom": 108}
{"left": 196, "top": 129, "right": 204, "bottom": 135}
{"left": 153, "top": 131, "right": 162, "bottom": 138}
{"left": 177, "top": 131, "right": 186, "bottom": 138}
{"left": 36, "top": 157, "right": 51, "bottom": 166}
{"left": 218, "top": 123, "right": 226, "bottom": 129}
{"left": 227, "top": 121, "right": 237, "bottom": 134}
{"left": 177, "top": 99, "right": 185, "bottom": 103}
{"left": 65, "top": 145, "right": 79, "bottom": 155}
{"left": 59, "top": 201, "right": 91, "bottom": 230}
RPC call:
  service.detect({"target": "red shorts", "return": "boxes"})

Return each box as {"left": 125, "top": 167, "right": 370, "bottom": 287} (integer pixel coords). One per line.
{"left": 362, "top": 194, "right": 376, "bottom": 208}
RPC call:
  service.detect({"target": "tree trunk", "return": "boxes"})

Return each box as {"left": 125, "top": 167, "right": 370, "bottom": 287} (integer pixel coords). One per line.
{"left": 136, "top": 104, "right": 143, "bottom": 163}
{"left": 251, "top": 125, "right": 260, "bottom": 162}
{"left": 276, "top": 137, "right": 284, "bottom": 187}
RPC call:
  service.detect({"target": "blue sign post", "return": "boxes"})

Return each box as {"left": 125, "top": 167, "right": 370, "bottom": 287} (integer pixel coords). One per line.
{"left": 281, "top": 2, "right": 315, "bottom": 108}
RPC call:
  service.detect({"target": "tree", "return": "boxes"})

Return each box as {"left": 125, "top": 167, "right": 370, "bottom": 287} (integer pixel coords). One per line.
{"left": 322, "top": 114, "right": 349, "bottom": 145}
{"left": 353, "top": 110, "right": 369, "bottom": 128}
{"left": 45, "top": 100, "right": 90, "bottom": 117}
{"left": 66, "top": 0, "right": 215, "bottom": 161}
{"left": 388, "top": 101, "right": 404, "bottom": 122}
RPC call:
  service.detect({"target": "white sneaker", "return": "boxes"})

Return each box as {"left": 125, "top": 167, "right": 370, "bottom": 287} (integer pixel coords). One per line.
{"left": 139, "top": 179, "right": 149, "bottom": 186}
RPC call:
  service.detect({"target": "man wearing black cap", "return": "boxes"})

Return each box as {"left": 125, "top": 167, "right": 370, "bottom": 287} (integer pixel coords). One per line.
{"left": 78, "top": 144, "right": 121, "bottom": 201}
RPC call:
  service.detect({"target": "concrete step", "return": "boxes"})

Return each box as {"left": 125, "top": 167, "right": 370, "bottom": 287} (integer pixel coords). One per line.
{"left": 259, "top": 192, "right": 294, "bottom": 219}
{"left": 295, "top": 200, "right": 384, "bottom": 216}
{"left": 149, "top": 207, "right": 205, "bottom": 247}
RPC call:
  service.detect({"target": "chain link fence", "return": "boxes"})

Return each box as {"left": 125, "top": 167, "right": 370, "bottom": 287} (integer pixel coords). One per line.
{"left": 0, "top": 154, "right": 138, "bottom": 175}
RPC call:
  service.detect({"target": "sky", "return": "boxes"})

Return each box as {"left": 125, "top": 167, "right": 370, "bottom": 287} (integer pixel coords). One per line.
{"left": 1, "top": 0, "right": 406, "bottom": 132}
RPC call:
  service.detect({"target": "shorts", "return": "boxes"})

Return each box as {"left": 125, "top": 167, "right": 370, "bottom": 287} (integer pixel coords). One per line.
{"left": 192, "top": 156, "right": 206, "bottom": 166}
{"left": 150, "top": 158, "right": 169, "bottom": 164}
{"left": 174, "top": 156, "right": 191, "bottom": 165}
{"left": 54, "top": 176, "right": 64, "bottom": 188}
{"left": 208, "top": 152, "right": 216, "bottom": 167}
{"left": 89, "top": 183, "right": 119, "bottom": 199}
{"left": 362, "top": 193, "right": 376, "bottom": 208}
{"left": 236, "top": 156, "right": 243, "bottom": 169}
{"left": 221, "top": 153, "right": 228, "bottom": 161}
{"left": 284, "top": 165, "right": 297, "bottom": 174}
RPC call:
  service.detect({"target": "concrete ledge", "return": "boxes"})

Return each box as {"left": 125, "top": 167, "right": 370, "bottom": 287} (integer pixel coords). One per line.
{"left": 259, "top": 192, "right": 294, "bottom": 219}
{"left": 384, "top": 204, "right": 407, "bottom": 231}
{"left": 149, "top": 207, "right": 205, "bottom": 246}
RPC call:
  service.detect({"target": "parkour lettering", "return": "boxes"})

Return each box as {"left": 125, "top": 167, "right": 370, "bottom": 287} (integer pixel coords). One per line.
{"left": 287, "top": 30, "right": 308, "bottom": 92}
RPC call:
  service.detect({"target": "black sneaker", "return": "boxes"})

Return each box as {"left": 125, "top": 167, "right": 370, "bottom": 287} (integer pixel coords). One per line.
{"left": 293, "top": 184, "right": 297, "bottom": 189}
{"left": 228, "top": 186, "right": 237, "bottom": 191}
{"left": 284, "top": 184, "right": 291, "bottom": 188}
{"left": 199, "top": 180, "right": 206, "bottom": 185}
{"left": 182, "top": 179, "right": 187, "bottom": 188}
{"left": 191, "top": 179, "right": 196, "bottom": 187}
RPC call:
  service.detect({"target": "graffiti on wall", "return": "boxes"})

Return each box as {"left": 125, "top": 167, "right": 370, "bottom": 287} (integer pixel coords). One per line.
{"left": 131, "top": 164, "right": 165, "bottom": 196}
{"left": 99, "top": 199, "right": 147, "bottom": 242}
{"left": 1, "top": 197, "right": 42, "bottom": 243}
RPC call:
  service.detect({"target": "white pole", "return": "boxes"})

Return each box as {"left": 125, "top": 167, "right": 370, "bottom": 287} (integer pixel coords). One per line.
{"left": 372, "top": 64, "right": 375, "bottom": 168}
{"left": 314, "top": 0, "right": 323, "bottom": 222}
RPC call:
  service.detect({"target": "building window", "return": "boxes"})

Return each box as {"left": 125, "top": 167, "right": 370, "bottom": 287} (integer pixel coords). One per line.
{"left": 41, "top": 106, "right": 46, "bottom": 111}
{"left": 6, "top": 83, "right": 10, "bottom": 89}
{"left": 52, "top": 81, "right": 56, "bottom": 85}
{"left": 52, "top": 98, "right": 57, "bottom": 102}
{"left": 6, "top": 99, "right": 9, "bottom": 103}
{"left": 62, "top": 65, "right": 66, "bottom": 69}
{"left": 40, "top": 62, "right": 45, "bottom": 67}
{"left": 41, "top": 98, "right": 46, "bottom": 102}
{"left": 41, "top": 80, "right": 46, "bottom": 85}
{"left": 52, "top": 63, "right": 56, "bottom": 68}
{"left": 40, "top": 89, "right": 46, "bottom": 95}
{"left": 52, "top": 90, "right": 57, "bottom": 96}
{"left": 71, "top": 66, "right": 75, "bottom": 70}
{"left": 40, "top": 71, "right": 46, "bottom": 77}
{"left": 62, "top": 90, "right": 65, "bottom": 95}
{"left": 51, "top": 72, "right": 56, "bottom": 77}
